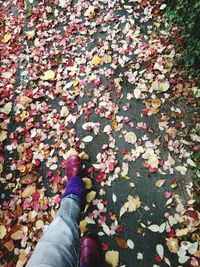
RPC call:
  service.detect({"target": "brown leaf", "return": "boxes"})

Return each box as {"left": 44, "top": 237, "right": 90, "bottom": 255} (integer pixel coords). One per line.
{"left": 4, "top": 240, "right": 14, "bottom": 251}
{"left": 115, "top": 236, "right": 128, "bottom": 248}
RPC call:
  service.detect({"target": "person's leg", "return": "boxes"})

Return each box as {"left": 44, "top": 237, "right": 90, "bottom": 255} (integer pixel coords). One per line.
{"left": 26, "top": 156, "right": 86, "bottom": 267}
{"left": 26, "top": 193, "right": 82, "bottom": 267}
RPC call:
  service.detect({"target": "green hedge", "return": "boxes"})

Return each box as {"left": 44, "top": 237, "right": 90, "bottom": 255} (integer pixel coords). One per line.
{"left": 165, "top": 1, "right": 200, "bottom": 76}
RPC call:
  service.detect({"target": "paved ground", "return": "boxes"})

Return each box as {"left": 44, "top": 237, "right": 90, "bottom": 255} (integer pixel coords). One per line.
{"left": 0, "top": 0, "right": 199, "bottom": 266}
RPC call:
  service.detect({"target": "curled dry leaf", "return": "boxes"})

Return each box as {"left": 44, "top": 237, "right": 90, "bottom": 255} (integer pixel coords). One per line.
{"left": 79, "top": 151, "right": 89, "bottom": 160}
{"left": 105, "top": 250, "right": 119, "bottom": 267}
{"left": 79, "top": 220, "right": 88, "bottom": 233}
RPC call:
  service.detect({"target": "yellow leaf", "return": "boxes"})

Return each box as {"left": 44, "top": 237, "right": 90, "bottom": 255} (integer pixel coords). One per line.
{"left": 166, "top": 238, "right": 179, "bottom": 253}
{"left": 18, "top": 165, "right": 26, "bottom": 173}
{"left": 92, "top": 55, "right": 101, "bottom": 65}
{"left": 102, "top": 54, "right": 112, "bottom": 64}
{"left": 105, "top": 250, "right": 119, "bottom": 267}
{"left": 176, "top": 228, "right": 189, "bottom": 237}
{"left": 127, "top": 195, "right": 142, "bottom": 212}
{"left": 155, "top": 179, "right": 165, "bottom": 188}
{"left": 86, "top": 191, "right": 96, "bottom": 203}
{"left": 112, "top": 119, "right": 118, "bottom": 129}
{"left": 82, "top": 177, "right": 92, "bottom": 189}
{"left": 35, "top": 220, "right": 44, "bottom": 230}
{"left": 11, "top": 230, "right": 23, "bottom": 240}
{"left": 78, "top": 151, "right": 89, "bottom": 160}
{"left": 0, "top": 225, "right": 7, "bottom": 239}
{"left": 25, "top": 30, "right": 35, "bottom": 40}
{"left": 0, "top": 130, "right": 7, "bottom": 142}
{"left": 2, "top": 34, "right": 11, "bottom": 43}
{"left": 84, "top": 5, "right": 96, "bottom": 19}
{"left": 20, "top": 95, "right": 33, "bottom": 105}
{"left": 79, "top": 220, "right": 88, "bottom": 233}
{"left": 148, "top": 153, "right": 159, "bottom": 168}
{"left": 4, "top": 240, "right": 14, "bottom": 251}
{"left": 64, "top": 149, "right": 78, "bottom": 160}
{"left": 152, "top": 98, "right": 161, "bottom": 109}
{"left": 19, "top": 111, "right": 29, "bottom": 121}
{"left": 124, "top": 132, "right": 137, "bottom": 144}
{"left": 21, "top": 185, "right": 35, "bottom": 198}
{"left": 152, "top": 80, "right": 170, "bottom": 93}
{"left": 41, "top": 70, "right": 55, "bottom": 81}
{"left": 3, "top": 102, "right": 12, "bottom": 114}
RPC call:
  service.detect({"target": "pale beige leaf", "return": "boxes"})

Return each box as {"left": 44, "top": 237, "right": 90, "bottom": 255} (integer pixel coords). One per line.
{"left": 25, "top": 30, "right": 35, "bottom": 40}
{"left": 155, "top": 179, "right": 165, "bottom": 188}
{"left": 3, "top": 102, "right": 12, "bottom": 114}
{"left": 20, "top": 95, "right": 33, "bottom": 105}
{"left": 127, "top": 195, "right": 142, "bottom": 212}
{"left": 175, "top": 166, "right": 187, "bottom": 175}
{"left": 21, "top": 185, "right": 35, "bottom": 198}
{"left": 166, "top": 238, "right": 179, "bottom": 253}
{"left": 124, "top": 132, "right": 137, "bottom": 144}
{"left": 105, "top": 250, "right": 119, "bottom": 267}
{"left": 148, "top": 153, "right": 159, "bottom": 168}
{"left": 82, "top": 136, "right": 93, "bottom": 143}
{"left": 156, "top": 244, "right": 164, "bottom": 259}
{"left": 35, "top": 220, "right": 44, "bottom": 230}
{"left": 148, "top": 224, "right": 160, "bottom": 232}
{"left": 103, "top": 224, "right": 110, "bottom": 236}
{"left": 41, "top": 70, "right": 55, "bottom": 81}
{"left": 0, "top": 130, "right": 7, "bottom": 142}
{"left": 2, "top": 34, "right": 11, "bottom": 43}
{"left": 127, "top": 239, "right": 134, "bottom": 249}
{"left": 176, "top": 228, "right": 189, "bottom": 237}
{"left": 11, "top": 230, "right": 23, "bottom": 240}
{"left": 120, "top": 202, "right": 129, "bottom": 217}
{"left": 0, "top": 225, "right": 7, "bottom": 239}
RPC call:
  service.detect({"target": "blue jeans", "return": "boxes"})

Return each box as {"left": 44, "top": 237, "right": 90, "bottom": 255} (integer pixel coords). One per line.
{"left": 26, "top": 194, "right": 81, "bottom": 267}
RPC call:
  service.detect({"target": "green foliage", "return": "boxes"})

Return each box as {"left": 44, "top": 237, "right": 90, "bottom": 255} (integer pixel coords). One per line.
{"left": 165, "top": 1, "right": 200, "bottom": 76}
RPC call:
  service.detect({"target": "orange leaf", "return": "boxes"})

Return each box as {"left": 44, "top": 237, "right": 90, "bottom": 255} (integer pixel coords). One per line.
{"left": 115, "top": 236, "right": 128, "bottom": 249}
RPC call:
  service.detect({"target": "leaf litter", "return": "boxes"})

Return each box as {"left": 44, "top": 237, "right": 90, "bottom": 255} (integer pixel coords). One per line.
{"left": 0, "top": 0, "right": 199, "bottom": 266}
